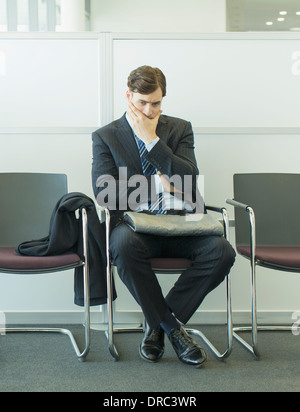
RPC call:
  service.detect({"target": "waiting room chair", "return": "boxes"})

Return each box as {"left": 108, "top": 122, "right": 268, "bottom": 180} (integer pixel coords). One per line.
{"left": 103, "top": 206, "right": 233, "bottom": 361}
{"left": 226, "top": 173, "right": 298, "bottom": 359}
{"left": 0, "top": 173, "right": 90, "bottom": 361}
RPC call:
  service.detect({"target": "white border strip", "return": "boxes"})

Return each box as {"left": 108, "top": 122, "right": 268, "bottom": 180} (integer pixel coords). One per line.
{"left": 2, "top": 310, "right": 296, "bottom": 325}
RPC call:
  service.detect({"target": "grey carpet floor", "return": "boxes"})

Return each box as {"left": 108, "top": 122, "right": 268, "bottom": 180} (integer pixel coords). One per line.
{"left": 0, "top": 325, "right": 299, "bottom": 392}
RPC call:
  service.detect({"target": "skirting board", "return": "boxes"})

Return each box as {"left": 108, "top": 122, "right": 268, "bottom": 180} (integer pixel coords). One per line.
{"left": 1, "top": 310, "right": 297, "bottom": 326}
{"left": 110, "top": 310, "right": 297, "bottom": 326}
{"left": 2, "top": 310, "right": 104, "bottom": 326}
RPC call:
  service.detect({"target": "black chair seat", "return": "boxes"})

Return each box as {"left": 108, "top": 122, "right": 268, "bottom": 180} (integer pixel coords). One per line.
{"left": 0, "top": 247, "right": 82, "bottom": 272}
{"left": 237, "top": 245, "right": 300, "bottom": 270}
{"left": 150, "top": 258, "right": 192, "bottom": 271}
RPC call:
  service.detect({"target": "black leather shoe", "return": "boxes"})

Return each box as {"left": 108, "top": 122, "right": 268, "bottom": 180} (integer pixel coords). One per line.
{"left": 168, "top": 326, "right": 207, "bottom": 368}
{"left": 139, "top": 322, "right": 165, "bottom": 363}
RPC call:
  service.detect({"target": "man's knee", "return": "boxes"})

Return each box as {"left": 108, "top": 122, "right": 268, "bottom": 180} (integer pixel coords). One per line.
{"left": 205, "top": 236, "right": 235, "bottom": 276}
{"left": 213, "top": 237, "right": 235, "bottom": 285}
{"left": 221, "top": 237, "right": 236, "bottom": 269}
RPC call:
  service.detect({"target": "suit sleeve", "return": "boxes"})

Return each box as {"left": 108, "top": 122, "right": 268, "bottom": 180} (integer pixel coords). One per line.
{"left": 145, "top": 120, "right": 200, "bottom": 205}
{"left": 146, "top": 120, "right": 198, "bottom": 178}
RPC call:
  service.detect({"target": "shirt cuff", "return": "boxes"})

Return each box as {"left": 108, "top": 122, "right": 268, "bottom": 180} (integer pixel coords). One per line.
{"left": 146, "top": 136, "right": 160, "bottom": 151}
{"left": 154, "top": 174, "right": 163, "bottom": 194}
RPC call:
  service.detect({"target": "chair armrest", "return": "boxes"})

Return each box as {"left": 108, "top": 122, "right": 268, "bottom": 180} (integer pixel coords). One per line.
{"left": 206, "top": 205, "right": 230, "bottom": 240}
{"left": 226, "top": 199, "right": 256, "bottom": 262}
{"left": 226, "top": 199, "right": 255, "bottom": 228}
{"left": 206, "top": 205, "right": 224, "bottom": 214}
{"left": 226, "top": 198, "right": 249, "bottom": 211}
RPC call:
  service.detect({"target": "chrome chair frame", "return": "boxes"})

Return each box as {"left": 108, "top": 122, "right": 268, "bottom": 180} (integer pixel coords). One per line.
{"left": 0, "top": 207, "right": 91, "bottom": 362}
{"left": 226, "top": 198, "right": 293, "bottom": 360}
{"left": 103, "top": 206, "right": 233, "bottom": 361}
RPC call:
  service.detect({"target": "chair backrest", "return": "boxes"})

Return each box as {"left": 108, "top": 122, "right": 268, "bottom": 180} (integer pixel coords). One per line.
{"left": 233, "top": 173, "right": 300, "bottom": 247}
{"left": 0, "top": 173, "right": 67, "bottom": 247}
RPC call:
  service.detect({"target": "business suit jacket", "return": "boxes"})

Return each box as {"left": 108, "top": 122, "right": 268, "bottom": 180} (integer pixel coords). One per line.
{"left": 92, "top": 113, "right": 199, "bottom": 227}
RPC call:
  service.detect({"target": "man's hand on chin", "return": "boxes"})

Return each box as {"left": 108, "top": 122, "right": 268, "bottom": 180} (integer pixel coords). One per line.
{"left": 127, "top": 102, "right": 161, "bottom": 145}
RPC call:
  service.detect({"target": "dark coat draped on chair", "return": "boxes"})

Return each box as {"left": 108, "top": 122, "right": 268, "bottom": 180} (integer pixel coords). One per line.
{"left": 16, "top": 192, "right": 116, "bottom": 306}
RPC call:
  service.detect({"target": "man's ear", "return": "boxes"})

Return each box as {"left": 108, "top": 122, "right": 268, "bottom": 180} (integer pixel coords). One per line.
{"left": 126, "top": 89, "right": 131, "bottom": 101}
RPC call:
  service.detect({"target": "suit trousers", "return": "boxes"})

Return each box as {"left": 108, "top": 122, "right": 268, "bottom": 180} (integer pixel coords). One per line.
{"left": 110, "top": 222, "right": 236, "bottom": 329}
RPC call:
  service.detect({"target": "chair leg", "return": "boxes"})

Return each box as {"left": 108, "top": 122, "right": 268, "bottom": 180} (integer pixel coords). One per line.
{"left": 4, "top": 324, "right": 90, "bottom": 361}
{"left": 187, "top": 272, "right": 233, "bottom": 360}
{"left": 105, "top": 266, "right": 144, "bottom": 360}
{"left": 233, "top": 294, "right": 293, "bottom": 359}
{"left": 105, "top": 264, "right": 144, "bottom": 359}
{"left": 104, "top": 207, "right": 119, "bottom": 361}
{"left": 233, "top": 325, "right": 293, "bottom": 361}
{"left": 105, "top": 266, "right": 120, "bottom": 360}
{"left": 232, "top": 259, "right": 292, "bottom": 360}
{"left": 232, "top": 255, "right": 260, "bottom": 359}
{"left": 75, "top": 207, "right": 91, "bottom": 361}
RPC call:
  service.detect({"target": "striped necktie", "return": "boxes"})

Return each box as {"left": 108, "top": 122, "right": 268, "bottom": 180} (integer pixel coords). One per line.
{"left": 137, "top": 138, "right": 166, "bottom": 214}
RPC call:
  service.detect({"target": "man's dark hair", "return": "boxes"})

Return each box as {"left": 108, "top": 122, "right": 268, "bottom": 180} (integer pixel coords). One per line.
{"left": 127, "top": 65, "right": 167, "bottom": 97}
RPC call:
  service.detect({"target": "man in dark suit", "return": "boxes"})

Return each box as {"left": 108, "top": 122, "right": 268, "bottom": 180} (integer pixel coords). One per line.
{"left": 92, "top": 65, "right": 235, "bottom": 367}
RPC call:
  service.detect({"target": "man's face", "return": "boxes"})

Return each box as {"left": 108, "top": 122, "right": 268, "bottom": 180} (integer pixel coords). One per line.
{"left": 126, "top": 88, "right": 163, "bottom": 119}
